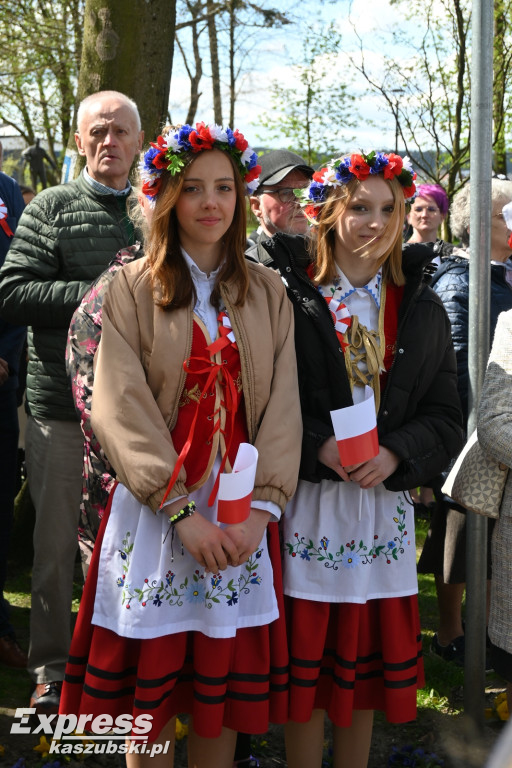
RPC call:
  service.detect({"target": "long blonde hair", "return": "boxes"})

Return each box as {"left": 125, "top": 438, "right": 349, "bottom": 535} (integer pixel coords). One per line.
{"left": 145, "top": 150, "right": 249, "bottom": 309}
{"left": 310, "top": 176, "right": 406, "bottom": 287}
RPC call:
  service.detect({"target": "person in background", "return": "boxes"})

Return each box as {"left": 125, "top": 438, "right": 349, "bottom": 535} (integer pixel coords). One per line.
{"left": 66, "top": 186, "right": 148, "bottom": 575}
{"left": 261, "top": 151, "right": 463, "bottom": 768}
{"left": 246, "top": 149, "right": 313, "bottom": 263}
{"left": 21, "top": 138, "right": 56, "bottom": 191}
{"left": 417, "top": 178, "right": 512, "bottom": 666}
{"left": 0, "top": 153, "right": 26, "bottom": 668}
{"left": 0, "top": 90, "right": 143, "bottom": 712}
{"left": 406, "top": 183, "right": 453, "bottom": 268}
{"left": 478, "top": 308, "right": 512, "bottom": 710}
{"left": 19, "top": 185, "right": 36, "bottom": 206}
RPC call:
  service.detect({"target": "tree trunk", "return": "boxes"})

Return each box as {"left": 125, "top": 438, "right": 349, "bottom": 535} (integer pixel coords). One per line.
{"left": 228, "top": 0, "right": 236, "bottom": 127}
{"left": 493, "top": 0, "right": 507, "bottom": 175}
{"left": 66, "top": 0, "right": 176, "bottom": 178}
{"left": 206, "top": 0, "right": 223, "bottom": 124}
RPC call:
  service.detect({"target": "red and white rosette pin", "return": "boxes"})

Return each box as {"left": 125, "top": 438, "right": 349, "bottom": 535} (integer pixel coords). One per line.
{"left": 217, "top": 443, "right": 258, "bottom": 524}
{"left": 0, "top": 198, "right": 14, "bottom": 237}
{"left": 330, "top": 386, "right": 379, "bottom": 466}
{"left": 325, "top": 295, "right": 351, "bottom": 335}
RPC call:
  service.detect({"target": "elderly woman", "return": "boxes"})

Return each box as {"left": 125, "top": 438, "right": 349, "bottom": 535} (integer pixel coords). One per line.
{"left": 418, "top": 178, "right": 512, "bottom": 666}
{"left": 478, "top": 308, "right": 512, "bottom": 705}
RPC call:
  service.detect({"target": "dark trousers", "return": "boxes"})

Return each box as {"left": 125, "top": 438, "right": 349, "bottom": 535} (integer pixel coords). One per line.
{"left": 0, "top": 388, "right": 20, "bottom": 637}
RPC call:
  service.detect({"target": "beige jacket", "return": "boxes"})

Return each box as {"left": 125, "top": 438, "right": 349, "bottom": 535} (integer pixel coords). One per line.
{"left": 91, "top": 257, "right": 302, "bottom": 513}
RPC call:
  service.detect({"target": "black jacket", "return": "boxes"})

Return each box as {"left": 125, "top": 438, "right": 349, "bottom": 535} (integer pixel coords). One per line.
{"left": 430, "top": 249, "right": 512, "bottom": 427}
{"left": 261, "top": 234, "right": 464, "bottom": 491}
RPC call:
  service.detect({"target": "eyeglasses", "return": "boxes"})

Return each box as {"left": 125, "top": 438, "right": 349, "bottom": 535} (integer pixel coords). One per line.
{"left": 258, "top": 187, "right": 300, "bottom": 204}
{"left": 411, "top": 205, "right": 440, "bottom": 214}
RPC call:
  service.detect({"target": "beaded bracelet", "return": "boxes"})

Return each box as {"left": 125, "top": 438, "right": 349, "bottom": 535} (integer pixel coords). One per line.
{"left": 169, "top": 500, "right": 196, "bottom": 527}
{"left": 163, "top": 500, "right": 196, "bottom": 557}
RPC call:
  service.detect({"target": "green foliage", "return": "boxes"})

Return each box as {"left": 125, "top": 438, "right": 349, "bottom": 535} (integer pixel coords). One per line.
{"left": 0, "top": 0, "right": 84, "bottom": 168}
{"left": 351, "top": 0, "right": 473, "bottom": 204}
{"left": 256, "top": 22, "right": 356, "bottom": 165}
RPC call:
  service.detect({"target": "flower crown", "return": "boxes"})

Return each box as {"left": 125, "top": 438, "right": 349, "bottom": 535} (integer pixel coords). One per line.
{"left": 140, "top": 123, "right": 261, "bottom": 205}
{"left": 296, "top": 151, "right": 417, "bottom": 222}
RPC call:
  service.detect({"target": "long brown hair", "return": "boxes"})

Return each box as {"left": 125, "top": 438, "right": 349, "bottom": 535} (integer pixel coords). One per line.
{"left": 146, "top": 149, "right": 249, "bottom": 309}
{"left": 310, "top": 175, "right": 405, "bottom": 287}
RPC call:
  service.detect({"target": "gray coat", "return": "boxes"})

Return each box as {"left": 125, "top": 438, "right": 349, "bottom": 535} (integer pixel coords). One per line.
{"left": 478, "top": 308, "right": 512, "bottom": 655}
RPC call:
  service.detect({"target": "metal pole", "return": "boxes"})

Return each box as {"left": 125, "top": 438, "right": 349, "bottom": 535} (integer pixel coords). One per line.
{"left": 465, "top": 0, "right": 493, "bottom": 726}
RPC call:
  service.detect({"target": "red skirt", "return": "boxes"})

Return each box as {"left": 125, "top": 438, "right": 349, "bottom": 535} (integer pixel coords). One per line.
{"left": 285, "top": 593, "right": 425, "bottom": 727}
{"left": 60, "top": 497, "right": 289, "bottom": 741}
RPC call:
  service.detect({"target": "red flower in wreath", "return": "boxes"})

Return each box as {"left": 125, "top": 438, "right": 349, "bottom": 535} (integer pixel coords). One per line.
{"left": 189, "top": 122, "right": 214, "bottom": 152}
{"left": 383, "top": 153, "right": 403, "bottom": 179}
{"left": 150, "top": 135, "right": 170, "bottom": 169}
{"left": 232, "top": 129, "right": 248, "bottom": 152}
{"left": 402, "top": 182, "right": 416, "bottom": 199}
{"left": 349, "top": 154, "right": 371, "bottom": 180}
{"left": 313, "top": 168, "right": 327, "bottom": 182}
{"left": 142, "top": 178, "right": 161, "bottom": 199}
{"left": 305, "top": 203, "right": 320, "bottom": 219}
{"left": 244, "top": 164, "right": 261, "bottom": 183}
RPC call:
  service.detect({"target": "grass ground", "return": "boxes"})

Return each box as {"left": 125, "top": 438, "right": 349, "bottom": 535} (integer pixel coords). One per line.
{"left": 0, "top": 507, "right": 508, "bottom": 767}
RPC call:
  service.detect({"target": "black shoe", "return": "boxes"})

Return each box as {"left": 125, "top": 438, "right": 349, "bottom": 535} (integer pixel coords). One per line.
{"left": 29, "top": 681, "right": 62, "bottom": 714}
{"left": 431, "top": 633, "right": 465, "bottom": 666}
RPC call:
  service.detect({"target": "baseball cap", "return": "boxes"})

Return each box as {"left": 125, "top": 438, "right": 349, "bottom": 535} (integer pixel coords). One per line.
{"left": 256, "top": 150, "right": 313, "bottom": 189}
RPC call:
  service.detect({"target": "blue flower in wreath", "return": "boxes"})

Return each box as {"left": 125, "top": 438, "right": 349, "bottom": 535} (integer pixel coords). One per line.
{"left": 186, "top": 582, "right": 206, "bottom": 604}
{"left": 300, "top": 548, "right": 311, "bottom": 561}
{"left": 369, "top": 152, "right": 389, "bottom": 174}
{"left": 334, "top": 157, "right": 353, "bottom": 184}
{"left": 153, "top": 594, "right": 163, "bottom": 607}
{"left": 227, "top": 591, "right": 239, "bottom": 606}
{"left": 341, "top": 551, "right": 361, "bottom": 569}
{"left": 320, "top": 536, "right": 329, "bottom": 551}
{"left": 250, "top": 574, "right": 262, "bottom": 585}
{"left": 308, "top": 181, "right": 326, "bottom": 203}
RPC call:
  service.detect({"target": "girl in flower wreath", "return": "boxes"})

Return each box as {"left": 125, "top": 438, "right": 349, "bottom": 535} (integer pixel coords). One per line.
{"left": 59, "top": 123, "right": 301, "bottom": 768}
{"left": 260, "top": 151, "right": 464, "bottom": 768}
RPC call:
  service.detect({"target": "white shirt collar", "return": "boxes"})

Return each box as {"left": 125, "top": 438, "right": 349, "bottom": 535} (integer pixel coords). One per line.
{"left": 332, "top": 263, "right": 382, "bottom": 310}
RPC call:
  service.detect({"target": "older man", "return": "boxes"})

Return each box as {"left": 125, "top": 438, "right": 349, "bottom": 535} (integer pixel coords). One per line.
{"left": 246, "top": 149, "right": 313, "bottom": 263}
{"left": 0, "top": 90, "right": 143, "bottom": 711}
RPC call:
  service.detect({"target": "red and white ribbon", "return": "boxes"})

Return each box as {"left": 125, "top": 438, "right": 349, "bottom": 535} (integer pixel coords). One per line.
{"left": 207, "top": 311, "right": 238, "bottom": 355}
{"left": 325, "top": 295, "right": 351, "bottom": 335}
{"left": 0, "top": 198, "right": 14, "bottom": 237}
